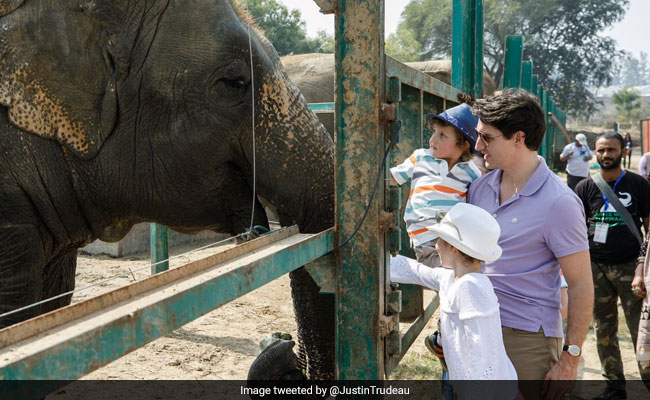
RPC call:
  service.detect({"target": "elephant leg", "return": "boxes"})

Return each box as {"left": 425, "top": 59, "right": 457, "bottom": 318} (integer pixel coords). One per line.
{"left": 289, "top": 267, "right": 335, "bottom": 380}
{"left": 40, "top": 251, "right": 77, "bottom": 314}
{"left": 0, "top": 224, "right": 45, "bottom": 328}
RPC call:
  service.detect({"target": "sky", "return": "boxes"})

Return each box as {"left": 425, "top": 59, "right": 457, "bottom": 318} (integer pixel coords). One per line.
{"left": 277, "top": 0, "right": 649, "bottom": 58}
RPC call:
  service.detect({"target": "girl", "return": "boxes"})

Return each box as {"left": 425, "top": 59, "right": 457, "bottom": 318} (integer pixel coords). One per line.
{"left": 390, "top": 203, "right": 518, "bottom": 398}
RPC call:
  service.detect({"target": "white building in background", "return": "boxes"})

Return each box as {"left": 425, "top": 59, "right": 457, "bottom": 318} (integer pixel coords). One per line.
{"left": 594, "top": 84, "right": 650, "bottom": 100}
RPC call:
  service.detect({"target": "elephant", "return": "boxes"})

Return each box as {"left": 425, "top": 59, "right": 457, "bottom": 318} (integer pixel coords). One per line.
{"left": 0, "top": 0, "right": 335, "bottom": 379}
{"left": 281, "top": 54, "right": 497, "bottom": 136}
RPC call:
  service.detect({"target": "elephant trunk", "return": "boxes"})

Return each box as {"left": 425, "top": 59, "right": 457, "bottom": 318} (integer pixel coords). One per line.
{"left": 252, "top": 70, "right": 334, "bottom": 235}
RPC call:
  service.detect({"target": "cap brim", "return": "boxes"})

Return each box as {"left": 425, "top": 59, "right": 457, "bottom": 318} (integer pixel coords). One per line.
{"left": 429, "top": 225, "right": 502, "bottom": 263}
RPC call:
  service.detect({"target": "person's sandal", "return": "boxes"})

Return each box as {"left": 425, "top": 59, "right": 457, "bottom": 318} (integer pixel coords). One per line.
{"left": 424, "top": 331, "right": 447, "bottom": 370}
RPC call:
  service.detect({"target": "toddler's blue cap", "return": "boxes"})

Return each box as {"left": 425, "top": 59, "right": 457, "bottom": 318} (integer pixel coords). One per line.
{"left": 426, "top": 103, "right": 478, "bottom": 151}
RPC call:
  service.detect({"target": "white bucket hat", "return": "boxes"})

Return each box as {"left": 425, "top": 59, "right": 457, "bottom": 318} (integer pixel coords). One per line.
{"left": 575, "top": 133, "right": 588, "bottom": 146}
{"left": 429, "top": 203, "right": 502, "bottom": 262}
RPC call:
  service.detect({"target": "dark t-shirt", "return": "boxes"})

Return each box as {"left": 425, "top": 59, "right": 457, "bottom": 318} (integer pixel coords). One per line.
{"left": 574, "top": 171, "right": 650, "bottom": 263}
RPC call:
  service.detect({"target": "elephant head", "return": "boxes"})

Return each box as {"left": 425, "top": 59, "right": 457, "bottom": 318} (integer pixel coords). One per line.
{"left": 0, "top": 0, "right": 333, "bottom": 236}
{"left": 0, "top": 0, "right": 335, "bottom": 378}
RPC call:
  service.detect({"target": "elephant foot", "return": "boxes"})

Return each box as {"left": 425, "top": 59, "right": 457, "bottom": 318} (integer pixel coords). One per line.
{"left": 247, "top": 338, "right": 306, "bottom": 381}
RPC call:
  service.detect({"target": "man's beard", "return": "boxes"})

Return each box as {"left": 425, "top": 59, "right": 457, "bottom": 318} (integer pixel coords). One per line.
{"left": 598, "top": 155, "right": 622, "bottom": 170}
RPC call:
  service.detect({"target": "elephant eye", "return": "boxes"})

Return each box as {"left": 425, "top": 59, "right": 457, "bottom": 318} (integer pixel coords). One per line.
{"left": 224, "top": 78, "right": 246, "bottom": 89}
{"left": 213, "top": 76, "right": 249, "bottom": 107}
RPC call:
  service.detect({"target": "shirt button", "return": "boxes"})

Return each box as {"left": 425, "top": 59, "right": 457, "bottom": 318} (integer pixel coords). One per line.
{"left": 492, "top": 214, "right": 497, "bottom": 218}
{"left": 512, "top": 218, "right": 518, "bottom": 223}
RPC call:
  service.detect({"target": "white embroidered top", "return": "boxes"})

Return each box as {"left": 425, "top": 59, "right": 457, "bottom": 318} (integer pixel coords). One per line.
{"left": 390, "top": 255, "right": 518, "bottom": 391}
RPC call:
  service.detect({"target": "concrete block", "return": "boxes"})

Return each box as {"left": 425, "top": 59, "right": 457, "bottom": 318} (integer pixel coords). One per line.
{"left": 81, "top": 223, "right": 229, "bottom": 257}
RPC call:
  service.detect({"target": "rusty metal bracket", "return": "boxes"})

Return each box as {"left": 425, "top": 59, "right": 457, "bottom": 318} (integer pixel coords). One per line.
{"left": 378, "top": 314, "right": 399, "bottom": 338}
{"left": 387, "top": 285, "right": 402, "bottom": 314}
{"left": 380, "top": 103, "right": 397, "bottom": 123}
{"left": 379, "top": 210, "right": 397, "bottom": 234}
{"left": 314, "top": 0, "right": 336, "bottom": 14}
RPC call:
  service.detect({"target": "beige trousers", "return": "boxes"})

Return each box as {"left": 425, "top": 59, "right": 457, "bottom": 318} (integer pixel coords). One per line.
{"left": 502, "top": 327, "right": 562, "bottom": 400}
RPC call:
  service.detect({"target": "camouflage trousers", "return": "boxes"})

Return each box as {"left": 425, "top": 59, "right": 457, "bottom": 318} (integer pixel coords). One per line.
{"left": 592, "top": 260, "right": 650, "bottom": 390}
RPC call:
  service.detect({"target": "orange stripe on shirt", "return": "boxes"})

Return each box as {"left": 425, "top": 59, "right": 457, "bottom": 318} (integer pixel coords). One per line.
{"left": 408, "top": 228, "right": 429, "bottom": 238}
{"left": 410, "top": 185, "right": 467, "bottom": 197}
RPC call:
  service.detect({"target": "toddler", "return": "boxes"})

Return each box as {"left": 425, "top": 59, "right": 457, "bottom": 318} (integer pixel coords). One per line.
{"left": 390, "top": 103, "right": 481, "bottom": 267}
{"left": 390, "top": 203, "right": 517, "bottom": 398}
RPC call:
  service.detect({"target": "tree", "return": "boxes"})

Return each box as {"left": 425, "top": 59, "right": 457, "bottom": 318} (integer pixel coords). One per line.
{"left": 386, "top": 27, "right": 422, "bottom": 62}
{"left": 235, "top": 0, "right": 333, "bottom": 55}
{"left": 612, "top": 87, "right": 641, "bottom": 127}
{"left": 616, "top": 52, "right": 650, "bottom": 87}
{"left": 392, "top": 0, "right": 629, "bottom": 117}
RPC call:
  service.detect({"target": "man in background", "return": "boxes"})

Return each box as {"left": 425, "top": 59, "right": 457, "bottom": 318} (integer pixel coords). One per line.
{"left": 575, "top": 132, "right": 650, "bottom": 400}
{"left": 560, "top": 133, "right": 593, "bottom": 191}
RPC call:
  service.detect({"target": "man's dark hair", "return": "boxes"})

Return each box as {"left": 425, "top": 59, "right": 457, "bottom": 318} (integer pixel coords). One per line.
{"left": 596, "top": 132, "right": 625, "bottom": 149}
{"left": 472, "top": 89, "right": 546, "bottom": 151}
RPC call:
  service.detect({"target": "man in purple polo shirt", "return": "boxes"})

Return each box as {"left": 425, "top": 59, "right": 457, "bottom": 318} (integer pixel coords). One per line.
{"left": 468, "top": 90, "right": 593, "bottom": 399}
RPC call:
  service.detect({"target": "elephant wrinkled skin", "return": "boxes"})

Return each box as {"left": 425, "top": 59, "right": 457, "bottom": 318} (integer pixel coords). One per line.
{"left": 0, "top": 0, "right": 335, "bottom": 379}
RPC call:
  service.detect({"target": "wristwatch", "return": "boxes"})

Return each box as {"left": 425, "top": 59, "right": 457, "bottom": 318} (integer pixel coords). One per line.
{"left": 563, "top": 344, "right": 581, "bottom": 357}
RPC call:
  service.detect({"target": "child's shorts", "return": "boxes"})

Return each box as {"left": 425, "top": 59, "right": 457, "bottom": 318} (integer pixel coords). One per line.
{"left": 414, "top": 238, "right": 441, "bottom": 268}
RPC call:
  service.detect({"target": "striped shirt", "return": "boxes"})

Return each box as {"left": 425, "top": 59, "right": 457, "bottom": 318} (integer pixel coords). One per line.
{"left": 390, "top": 148, "right": 481, "bottom": 246}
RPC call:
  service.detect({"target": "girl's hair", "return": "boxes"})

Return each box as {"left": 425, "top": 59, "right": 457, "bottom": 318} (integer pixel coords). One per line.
{"left": 431, "top": 119, "right": 472, "bottom": 161}
{"left": 457, "top": 249, "right": 479, "bottom": 263}
{"left": 439, "top": 238, "right": 480, "bottom": 263}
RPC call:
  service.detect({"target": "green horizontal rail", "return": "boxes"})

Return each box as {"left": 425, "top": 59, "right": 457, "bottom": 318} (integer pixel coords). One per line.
{"left": 386, "top": 56, "right": 464, "bottom": 103}
{"left": 308, "top": 102, "right": 335, "bottom": 114}
{"left": 0, "top": 228, "right": 334, "bottom": 381}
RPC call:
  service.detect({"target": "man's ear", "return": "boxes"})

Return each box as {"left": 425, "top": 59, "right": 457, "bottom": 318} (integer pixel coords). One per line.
{"left": 515, "top": 131, "right": 526, "bottom": 145}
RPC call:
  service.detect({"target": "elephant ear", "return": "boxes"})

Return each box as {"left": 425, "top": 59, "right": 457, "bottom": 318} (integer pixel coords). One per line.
{"left": 0, "top": 0, "right": 117, "bottom": 160}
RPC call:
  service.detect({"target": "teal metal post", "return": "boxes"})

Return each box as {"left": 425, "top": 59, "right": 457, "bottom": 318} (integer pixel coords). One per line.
{"left": 540, "top": 89, "right": 549, "bottom": 158}
{"left": 531, "top": 74, "right": 538, "bottom": 96}
{"left": 521, "top": 61, "right": 533, "bottom": 92}
{"left": 150, "top": 223, "right": 169, "bottom": 274}
{"left": 335, "top": 0, "right": 386, "bottom": 379}
{"left": 451, "top": 0, "right": 483, "bottom": 97}
{"left": 548, "top": 98, "right": 556, "bottom": 168}
{"left": 502, "top": 36, "right": 523, "bottom": 88}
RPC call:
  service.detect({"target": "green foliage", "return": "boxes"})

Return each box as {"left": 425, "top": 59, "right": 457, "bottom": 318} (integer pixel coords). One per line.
{"left": 235, "top": 0, "right": 333, "bottom": 55}
{"left": 612, "top": 87, "right": 642, "bottom": 127}
{"left": 386, "top": 27, "right": 422, "bottom": 62}
{"left": 393, "top": 0, "right": 629, "bottom": 117}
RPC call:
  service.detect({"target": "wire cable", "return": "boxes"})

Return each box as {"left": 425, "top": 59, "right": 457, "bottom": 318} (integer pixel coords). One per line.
{"left": 336, "top": 120, "right": 402, "bottom": 250}
{"left": 0, "top": 231, "right": 251, "bottom": 321}
{"left": 245, "top": 0, "right": 257, "bottom": 235}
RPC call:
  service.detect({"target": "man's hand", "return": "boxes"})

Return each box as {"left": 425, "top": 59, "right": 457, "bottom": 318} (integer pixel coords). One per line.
{"left": 633, "top": 262, "right": 646, "bottom": 298}
{"left": 542, "top": 354, "right": 578, "bottom": 400}
{"left": 583, "top": 156, "right": 591, "bottom": 161}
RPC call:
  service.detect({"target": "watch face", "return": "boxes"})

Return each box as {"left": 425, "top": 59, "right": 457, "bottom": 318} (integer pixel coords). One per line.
{"left": 567, "top": 344, "right": 580, "bottom": 356}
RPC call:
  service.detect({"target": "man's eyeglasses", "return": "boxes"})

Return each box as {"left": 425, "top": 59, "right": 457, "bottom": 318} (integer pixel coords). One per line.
{"left": 477, "top": 131, "right": 503, "bottom": 146}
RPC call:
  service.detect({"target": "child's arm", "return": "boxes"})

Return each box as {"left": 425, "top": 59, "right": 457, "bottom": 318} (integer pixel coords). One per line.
{"left": 389, "top": 152, "right": 417, "bottom": 186}
{"left": 389, "top": 255, "right": 446, "bottom": 291}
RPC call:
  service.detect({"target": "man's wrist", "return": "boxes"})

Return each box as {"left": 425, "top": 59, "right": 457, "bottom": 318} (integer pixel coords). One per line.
{"left": 559, "top": 351, "right": 580, "bottom": 367}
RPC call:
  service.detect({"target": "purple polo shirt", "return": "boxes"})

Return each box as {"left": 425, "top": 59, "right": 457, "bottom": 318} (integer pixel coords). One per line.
{"left": 468, "top": 157, "right": 588, "bottom": 338}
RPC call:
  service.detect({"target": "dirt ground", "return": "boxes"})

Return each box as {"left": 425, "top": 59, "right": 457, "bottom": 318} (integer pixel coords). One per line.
{"left": 46, "top": 143, "right": 647, "bottom": 399}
